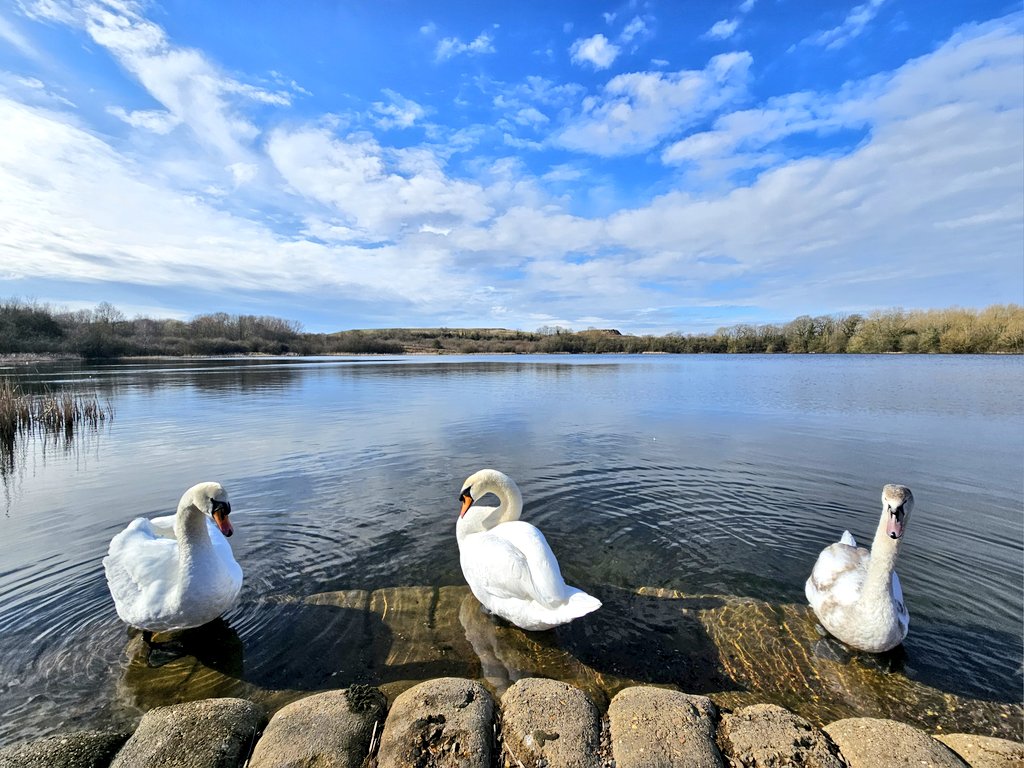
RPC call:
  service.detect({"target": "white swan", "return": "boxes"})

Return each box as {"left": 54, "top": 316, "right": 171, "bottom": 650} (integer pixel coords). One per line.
{"left": 104, "top": 482, "right": 242, "bottom": 634}
{"left": 805, "top": 484, "right": 914, "bottom": 652}
{"left": 456, "top": 469, "right": 601, "bottom": 631}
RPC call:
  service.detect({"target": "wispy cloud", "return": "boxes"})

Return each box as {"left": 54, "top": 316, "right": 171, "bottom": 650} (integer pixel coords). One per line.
{"left": 0, "top": 12, "right": 39, "bottom": 59}
{"left": 24, "top": 0, "right": 290, "bottom": 162}
{"left": 556, "top": 52, "right": 753, "bottom": 156}
{"left": 372, "top": 89, "right": 427, "bottom": 129}
{"left": 706, "top": 19, "right": 739, "bottom": 40}
{"left": 808, "top": 0, "right": 887, "bottom": 50}
{"left": 435, "top": 31, "right": 496, "bottom": 62}
{"left": 569, "top": 33, "right": 620, "bottom": 70}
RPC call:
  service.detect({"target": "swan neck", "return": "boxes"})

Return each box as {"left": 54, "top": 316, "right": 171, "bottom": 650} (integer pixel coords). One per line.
{"left": 495, "top": 482, "right": 523, "bottom": 524}
{"left": 865, "top": 508, "right": 900, "bottom": 591}
{"left": 176, "top": 501, "right": 214, "bottom": 571}
{"left": 456, "top": 477, "right": 523, "bottom": 540}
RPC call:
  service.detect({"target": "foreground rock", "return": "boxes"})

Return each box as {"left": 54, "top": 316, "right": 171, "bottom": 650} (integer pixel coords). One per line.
{"left": 376, "top": 677, "right": 494, "bottom": 768}
{"left": 0, "top": 730, "right": 129, "bottom": 768}
{"left": 609, "top": 686, "right": 722, "bottom": 768}
{"left": 719, "top": 703, "right": 845, "bottom": 767}
{"left": 935, "top": 733, "right": 1024, "bottom": 768}
{"left": 248, "top": 686, "right": 386, "bottom": 768}
{"left": 500, "top": 678, "right": 601, "bottom": 768}
{"left": 110, "top": 698, "right": 266, "bottom": 768}
{"left": 823, "top": 717, "right": 967, "bottom": 768}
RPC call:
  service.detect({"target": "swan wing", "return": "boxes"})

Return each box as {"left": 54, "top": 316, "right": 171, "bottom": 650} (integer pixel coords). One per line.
{"left": 462, "top": 531, "right": 539, "bottom": 603}
{"left": 103, "top": 518, "right": 180, "bottom": 624}
{"left": 488, "top": 521, "right": 568, "bottom": 608}
{"left": 892, "top": 571, "right": 909, "bottom": 636}
{"left": 805, "top": 541, "right": 869, "bottom": 608}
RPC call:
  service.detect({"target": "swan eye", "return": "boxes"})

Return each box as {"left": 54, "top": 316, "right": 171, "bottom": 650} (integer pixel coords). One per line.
{"left": 211, "top": 499, "right": 231, "bottom": 515}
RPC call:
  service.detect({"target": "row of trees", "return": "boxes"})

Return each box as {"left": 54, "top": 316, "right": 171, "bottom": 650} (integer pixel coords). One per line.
{"left": 0, "top": 298, "right": 1020, "bottom": 358}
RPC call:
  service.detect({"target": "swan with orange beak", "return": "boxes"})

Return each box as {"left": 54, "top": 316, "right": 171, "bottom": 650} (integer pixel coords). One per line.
{"left": 104, "top": 482, "right": 242, "bottom": 636}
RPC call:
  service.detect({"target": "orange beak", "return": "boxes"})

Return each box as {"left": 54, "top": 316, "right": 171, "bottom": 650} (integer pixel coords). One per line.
{"left": 459, "top": 493, "right": 473, "bottom": 518}
{"left": 212, "top": 509, "right": 234, "bottom": 537}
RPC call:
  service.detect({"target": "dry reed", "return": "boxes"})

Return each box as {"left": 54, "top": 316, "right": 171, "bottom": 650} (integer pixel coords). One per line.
{"left": 0, "top": 378, "right": 113, "bottom": 445}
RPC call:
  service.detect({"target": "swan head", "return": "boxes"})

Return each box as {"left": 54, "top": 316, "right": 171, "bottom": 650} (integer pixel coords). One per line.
{"left": 184, "top": 482, "right": 234, "bottom": 537}
{"left": 881, "top": 484, "right": 913, "bottom": 540}
{"left": 458, "top": 468, "right": 521, "bottom": 522}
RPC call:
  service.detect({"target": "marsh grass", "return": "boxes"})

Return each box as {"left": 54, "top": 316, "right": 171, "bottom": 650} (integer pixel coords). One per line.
{"left": 0, "top": 378, "right": 114, "bottom": 499}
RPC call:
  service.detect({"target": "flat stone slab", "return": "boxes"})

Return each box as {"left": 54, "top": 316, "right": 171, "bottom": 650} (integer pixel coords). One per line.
{"left": 248, "top": 686, "right": 387, "bottom": 768}
{"left": 110, "top": 698, "right": 266, "bottom": 768}
{"left": 719, "top": 703, "right": 844, "bottom": 767}
{"left": 500, "top": 678, "right": 601, "bottom": 768}
{"left": 824, "top": 717, "right": 967, "bottom": 768}
{"left": 376, "top": 677, "right": 494, "bottom": 768}
{"left": 608, "top": 686, "right": 722, "bottom": 768}
{"left": 935, "top": 733, "right": 1024, "bottom": 768}
{"left": 0, "top": 729, "right": 129, "bottom": 768}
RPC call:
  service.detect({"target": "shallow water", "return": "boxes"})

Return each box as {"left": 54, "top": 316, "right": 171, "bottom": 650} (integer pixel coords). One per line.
{"left": 0, "top": 354, "right": 1021, "bottom": 743}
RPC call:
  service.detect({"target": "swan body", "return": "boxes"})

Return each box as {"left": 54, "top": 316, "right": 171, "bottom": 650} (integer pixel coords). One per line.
{"left": 805, "top": 484, "right": 914, "bottom": 653}
{"left": 456, "top": 469, "right": 601, "bottom": 631}
{"left": 104, "top": 482, "right": 242, "bottom": 633}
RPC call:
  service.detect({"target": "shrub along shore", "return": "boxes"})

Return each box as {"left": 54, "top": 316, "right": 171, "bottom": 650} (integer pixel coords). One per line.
{"left": 1, "top": 299, "right": 1021, "bottom": 358}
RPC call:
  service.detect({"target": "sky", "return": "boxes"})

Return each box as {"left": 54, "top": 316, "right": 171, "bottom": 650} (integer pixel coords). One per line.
{"left": 0, "top": 1, "right": 1021, "bottom": 335}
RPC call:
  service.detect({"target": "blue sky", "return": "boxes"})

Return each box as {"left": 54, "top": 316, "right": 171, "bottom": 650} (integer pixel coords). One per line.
{"left": 0, "top": 1, "right": 1021, "bottom": 334}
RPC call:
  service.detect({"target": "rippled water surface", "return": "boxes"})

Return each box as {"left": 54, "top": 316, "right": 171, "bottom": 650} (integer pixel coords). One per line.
{"left": 0, "top": 354, "right": 1021, "bottom": 744}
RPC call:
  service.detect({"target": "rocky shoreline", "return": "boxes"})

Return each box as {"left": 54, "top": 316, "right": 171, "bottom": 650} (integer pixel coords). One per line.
{"left": 2, "top": 678, "right": 1022, "bottom": 767}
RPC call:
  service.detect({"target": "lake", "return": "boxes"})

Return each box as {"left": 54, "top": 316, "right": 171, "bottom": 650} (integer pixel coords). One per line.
{"left": 0, "top": 354, "right": 1021, "bottom": 745}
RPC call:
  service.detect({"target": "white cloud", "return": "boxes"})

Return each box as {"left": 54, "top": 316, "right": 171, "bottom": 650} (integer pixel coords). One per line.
{"left": 739, "top": 0, "right": 756, "bottom": 13}
{"left": 620, "top": 16, "right": 648, "bottom": 44}
{"left": 435, "top": 31, "right": 495, "bottom": 62}
{"left": 372, "top": 89, "right": 426, "bottom": 129}
{"left": 266, "top": 125, "right": 494, "bottom": 237}
{"left": 808, "top": 0, "right": 887, "bottom": 50}
{"left": 556, "top": 52, "right": 753, "bottom": 156}
{"left": 569, "top": 34, "right": 620, "bottom": 70}
{"left": 24, "top": 0, "right": 290, "bottom": 162}
{"left": 603, "top": 12, "right": 617, "bottom": 25}
{"left": 106, "top": 105, "right": 179, "bottom": 133}
{"left": 706, "top": 19, "right": 739, "bottom": 40}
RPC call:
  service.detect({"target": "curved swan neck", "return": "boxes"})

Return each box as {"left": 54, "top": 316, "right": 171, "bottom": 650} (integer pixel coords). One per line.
{"left": 456, "top": 470, "right": 523, "bottom": 539}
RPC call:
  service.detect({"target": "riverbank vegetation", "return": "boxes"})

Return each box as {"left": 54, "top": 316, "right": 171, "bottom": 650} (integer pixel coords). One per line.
{"left": 0, "top": 298, "right": 1020, "bottom": 358}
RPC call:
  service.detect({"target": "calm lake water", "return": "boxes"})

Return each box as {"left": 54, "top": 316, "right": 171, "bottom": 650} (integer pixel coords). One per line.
{"left": 0, "top": 354, "right": 1021, "bottom": 745}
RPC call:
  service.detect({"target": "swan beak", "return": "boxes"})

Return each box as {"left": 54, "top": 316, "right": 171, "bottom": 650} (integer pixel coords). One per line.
{"left": 459, "top": 491, "right": 473, "bottom": 518}
{"left": 886, "top": 504, "right": 905, "bottom": 540}
{"left": 212, "top": 500, "right": 233, "bottom": 537}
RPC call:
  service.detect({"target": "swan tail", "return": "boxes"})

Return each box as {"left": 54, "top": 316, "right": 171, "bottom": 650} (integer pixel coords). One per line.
{"left": 839, "top": 530, "right": 856, "bottom": 547}
{"left": 555, "top": 588, "right": 602, "bottom": 622}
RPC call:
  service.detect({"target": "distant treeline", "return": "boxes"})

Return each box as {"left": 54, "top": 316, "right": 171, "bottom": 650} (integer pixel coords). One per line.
{"left": 0, "top": 299, "right": 1020, "bottom": 358}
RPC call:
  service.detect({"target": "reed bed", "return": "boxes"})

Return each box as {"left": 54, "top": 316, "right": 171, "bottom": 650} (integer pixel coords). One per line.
{"left": 0, "top": 378, "right": 113, "bottom": 445}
